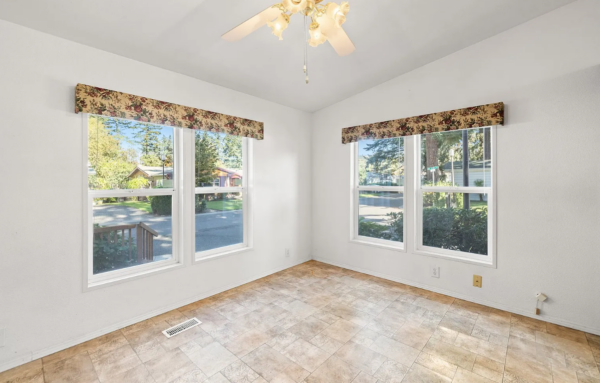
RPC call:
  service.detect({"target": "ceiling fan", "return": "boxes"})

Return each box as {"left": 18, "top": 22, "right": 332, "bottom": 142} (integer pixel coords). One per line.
{"left": 222, "top": 0, "right": 355, "bottom": 84}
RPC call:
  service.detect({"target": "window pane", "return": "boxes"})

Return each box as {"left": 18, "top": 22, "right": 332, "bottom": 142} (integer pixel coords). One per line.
{"left": 358, "top": 191, "right": 403, "bottom": 242}
{"left": 195, "top": 192, "right": 243, "bottom": 253}
{"left": 422, "top": 192, "right": 488, "bottom": 255}
{"left": 195, "top": 131, "right": 243, "bottom": 188}
{"left": 420, "top": 127, "right": 491, "bottom": 187}
{"left": 88, "top": 115, "right": 175, "bottom": 190}
{"left": 358, "top": 137, "right": 404, "bottom": 186}
{"left": 92, "top": 196, "right": 173, "bottom": 274}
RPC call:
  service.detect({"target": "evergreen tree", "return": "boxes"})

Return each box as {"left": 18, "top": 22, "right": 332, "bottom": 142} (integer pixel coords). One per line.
{"left": 222, "top": 134, "right": 242, "bottom": 169}
{"left": 132, "top": 123, "right": 161, "bottom": 157}
{"left": 195, "top": 131, "right": 219, "bottom": 187}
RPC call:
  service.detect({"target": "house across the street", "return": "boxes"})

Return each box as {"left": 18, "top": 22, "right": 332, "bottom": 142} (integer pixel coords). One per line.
{"left": 128, "top": 165, "right": 242, "bottom": 188}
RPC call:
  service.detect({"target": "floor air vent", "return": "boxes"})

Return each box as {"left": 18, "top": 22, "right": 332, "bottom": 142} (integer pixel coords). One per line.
{"left": 162, "top": 318, "right": 202, "bottom": 338}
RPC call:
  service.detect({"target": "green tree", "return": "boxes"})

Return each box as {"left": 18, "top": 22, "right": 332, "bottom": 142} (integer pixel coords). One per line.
{"left": 133, "top": 123, "right": 161, "bottom": 157}
{"left": 364, "top": 137, "right": 404, "bottom": 185}
{"left": 222, "top": 134, "right": 242, "bottom": 169}
{"left": 88, "top": 116, "right": 136, "bottom": 190}
{"left": 195, "top": 131, "right": 219, "bottom": 187}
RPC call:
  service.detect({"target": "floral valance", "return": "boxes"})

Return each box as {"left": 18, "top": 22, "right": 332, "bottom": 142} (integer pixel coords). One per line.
{"left": 341, "top": 102, "right": 504, "bottom": 144}
{"left": 75, "top": 84, "right": 264, "bottom": 140}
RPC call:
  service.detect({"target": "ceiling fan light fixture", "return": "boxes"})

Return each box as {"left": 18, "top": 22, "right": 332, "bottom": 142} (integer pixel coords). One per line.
{"left": 326, "top": 2, "right": 349, "bottom": 28}
{"left": 267, "top": 13, "right": 290, "bottom": 40}
{"left": 308, "top": 22, "right": 327, "bottom": 47}
{"left": 283, "top": 0, "right": 307, "bottom": 14}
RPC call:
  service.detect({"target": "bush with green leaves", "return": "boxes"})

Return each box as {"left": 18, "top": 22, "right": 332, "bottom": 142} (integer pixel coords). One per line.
{"left": 359, "top": 207, "right": 487, "bottom": 255}
{"left": 93, "top": 227, "right": 138, "bottom": 274}
{"left": 150, "top": 195, "right": 171, "bottom": 215}
{"left": 423, "top": 207, "right": 488, "bottom": 255}
{"left": 358, "top": 211, "right": 404, "bottom": 242}
{"left": 195, "top": 195, "right": 208, "bottom": 213}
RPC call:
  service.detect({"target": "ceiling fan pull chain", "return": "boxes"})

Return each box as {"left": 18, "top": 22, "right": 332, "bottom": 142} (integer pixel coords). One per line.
{"left": 305, "top": 15, "right": 309, "bottom": 84}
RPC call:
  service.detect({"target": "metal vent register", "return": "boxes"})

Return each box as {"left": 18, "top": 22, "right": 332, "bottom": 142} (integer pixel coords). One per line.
{"left": 162, "top": 318, "right": 201, "bottom": 338}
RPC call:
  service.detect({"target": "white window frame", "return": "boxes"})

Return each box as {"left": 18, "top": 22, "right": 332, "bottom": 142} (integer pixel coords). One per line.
{"left": 82, "top": 114, "right": 184, "bottom": 290}
{"left": 350, "top": 140, "right": 406, "bottom": 251}
{"left": 193, "top": 136, "right": 253, "bottom": 262}
{"left": 414, "top": 126, "right": 496, "bottom": 267}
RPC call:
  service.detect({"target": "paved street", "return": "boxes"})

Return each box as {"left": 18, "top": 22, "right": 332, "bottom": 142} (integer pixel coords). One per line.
{"left": 358, "top": 194, "right": 403, "bottom": 224}
{"left": 93, "top": 205, "right": 243, "bottom": 259}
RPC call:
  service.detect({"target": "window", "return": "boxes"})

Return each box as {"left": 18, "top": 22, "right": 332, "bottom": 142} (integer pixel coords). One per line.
{"left": 194, "top": 131, "right": 249, "bottom": 259}
{"left": 86, "top": 115, "right": 182, "bottom": 286}
{"left": 416, "top": 127, "right": 494, "bottom": 264}
{"left": 352, "top": 137, "right": 405, "bottom": 249}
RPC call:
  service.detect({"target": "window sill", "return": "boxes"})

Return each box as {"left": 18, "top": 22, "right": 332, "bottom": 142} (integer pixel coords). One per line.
{"left": 194, "top": 246, "right": 254, "bottom": 264}
{"left": 350, "top": 238, "right": 406, "bottom": 252}
{"left": 85, "top": 261, "right": 185, "bottom": 291}
{"left": 413, "top": 248, "right": 496, "bottom": 268}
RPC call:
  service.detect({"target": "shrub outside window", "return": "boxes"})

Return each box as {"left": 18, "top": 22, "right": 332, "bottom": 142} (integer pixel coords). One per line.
{"left": 416, "top": 127, "right": 495, "bottom": 264}
{"left": 86, "top": 115, "right": 182, "bottom": 287}
{"left": 352, "top": 137, "right": 405, "bottom": 249}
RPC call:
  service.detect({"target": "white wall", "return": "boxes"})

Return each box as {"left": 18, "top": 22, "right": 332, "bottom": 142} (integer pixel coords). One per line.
{"left": 0, "top": 20, "right": 312, "bottom": 370}
{"left": 312, "top": 0, "right": 600, "bottom": 334}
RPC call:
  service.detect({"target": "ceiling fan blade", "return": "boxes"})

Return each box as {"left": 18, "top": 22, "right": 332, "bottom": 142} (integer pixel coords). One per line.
{"left": 326, "top": 27, "right": 355, "bottom": 56}
{"left": 316, "top": 14, "right": 355, "bottom": 56}
{"left": 222, "top": 6, "right": 281, "bottom": 42}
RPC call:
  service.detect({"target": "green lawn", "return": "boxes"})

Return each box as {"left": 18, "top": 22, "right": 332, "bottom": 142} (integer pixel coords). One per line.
{"left": 206, "top": 199, "right": 243, "bottom": 211}
{"left": 104, "top": 200, "right": 152, "bottom": 214}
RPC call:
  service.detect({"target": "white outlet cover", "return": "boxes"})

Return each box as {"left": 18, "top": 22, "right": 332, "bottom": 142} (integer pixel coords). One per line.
{"left": 431, "top": 266, "right": 440, "bottom": 278}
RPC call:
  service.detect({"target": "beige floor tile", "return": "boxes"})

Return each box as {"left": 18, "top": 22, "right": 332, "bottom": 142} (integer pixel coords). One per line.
{"left": 220, "top": 360, "right": 259, "bottom": 383}
{"left": 423, "top": 338, "right": 477, "bottom": 371}
{"left": 309, "top": 333, "right": 344, "bottom": 354}
{"left": 267, "top": 331, "right": 299, "bottom": 352}
{"left": 101, "top": 364, "right": 154, "bottom": 383}
{"left": 454, "top": 333, "right": 506, "bottom": 363}
{"left": 334, "top": 341, "right": 387, "bottom": 375}
{"left": 373, "top": 360, "right": 410, "bottom": 383}
{"left": 351, "top": 371, "right": 378, "bottom": 383}
{"left": 438, "top": 312, "right": 476, "bottom": 335}
{"left": 546, "top": 323, "right": 588, "bottom": 345}
{"left": 472, "top": 356, "right": 503, "bottom": 382}
{"left": 282, "top": 338, "right": 330, "bottom": 372}
{"left": 413, "top": 297, "right": 451, "bottom": 316}
{"left": 551, "top": 365, "right": 578, "bottom": 383}
{"left": 204, "top": 372, "right": 231, "bottom": 383}
{"left": 369, "top": 335, "right": 420, "bottom": 367}
{"left": 280, "top": 300, "right": 319, "bottom": 319}
{"left": 185, "top": 342, "right": 237, "bottom": 377}
{"left": 0, "top": 360, "right": 44, "bottom": 383}
{"left": 452, "top": 367, "right": 495, "bottom": 383}
{"left": 43, "top": 353, "right": 98, "bottom": 383}
{"left": 243, "top": 344, "right": 309, "bottom": 382}
{"left": 90, "top": 344, "right": 142, "bottom": 382}
{"left": 414, "top": 352, "right": 457, "bottom": 379}
{"left": 145, "top": 348, "right": 197, "bottom": 382}
{"left": 510, "top": 315, "right": 547, "bottom": 332}
{"left": 323, "top": 302, "right": 374, "bottom": 326}
{"left": 474, "top": 315, "right": 510, "bottom": 338}
{"left": 305, "top": 356, "right": 360, "bottom": 383}
{"left": 224, "top": 329, "right": 272, "bottom": 357}
{"left": 402, "top": 363, "right": 451, "bottom": 383}
{"left": 350, "top": 328, "right": 381, "bottom": 348}
{"left": 504, "top": 354, "right": 553, "bottom": 383}
{"left": 287, "top": 317, "right": 330, "bottom": 341}
{"left": 319, "top": 319, "right": 362, "bottom": 343}
{"left": 152, "top": 310, "right": 189, "bottom": 326}
{"left": 393, "top": 322, "right": 434, "bottom": 350}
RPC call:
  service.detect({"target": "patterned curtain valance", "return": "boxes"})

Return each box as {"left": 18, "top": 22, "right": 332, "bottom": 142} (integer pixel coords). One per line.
{"left": 75, "top": 84, "right": 264, "bottom": 140}
{"left": 341, "top": 102, "right": 504, "bottom": 144}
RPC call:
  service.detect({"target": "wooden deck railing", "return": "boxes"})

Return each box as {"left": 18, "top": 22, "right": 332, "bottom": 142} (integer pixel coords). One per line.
{"left": 93, "top": 222, "right": 159, "bottom": 262}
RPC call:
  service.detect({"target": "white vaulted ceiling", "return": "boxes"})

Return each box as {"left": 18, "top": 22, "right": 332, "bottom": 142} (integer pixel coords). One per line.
{"left": 0, "top": 0, "right": 575, "bottom": 111}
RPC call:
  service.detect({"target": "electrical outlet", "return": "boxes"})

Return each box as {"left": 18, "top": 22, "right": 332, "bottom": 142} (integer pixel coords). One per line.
{"left": 431, "top": 266, "right": 440, "bottom": 278}
{"left": 285, "top": 248, "right": 291, "bottom": 257}
{"left": 0, "top": 328, "right": 4, "bottom": 348}
{"left": 473, "top": 275, "right": 482, "bottom": 288}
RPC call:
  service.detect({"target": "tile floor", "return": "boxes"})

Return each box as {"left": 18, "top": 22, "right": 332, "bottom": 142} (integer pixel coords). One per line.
{"left": 1, "top": 260, "right": 599, "bottom": 383}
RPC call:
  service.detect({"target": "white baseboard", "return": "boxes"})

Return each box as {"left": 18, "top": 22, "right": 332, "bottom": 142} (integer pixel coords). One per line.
{"left": 0, "top": 257, "right": 311, "bottom": 374}
{"left": 313, "top": 256, "right": 600, "bottom": 336}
